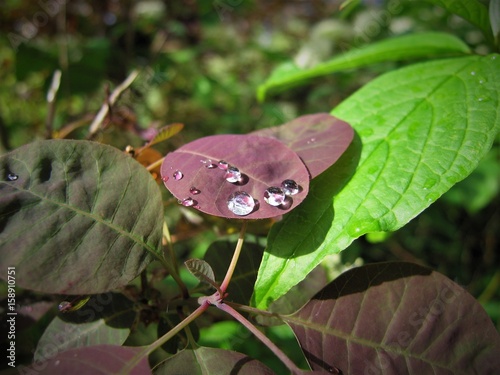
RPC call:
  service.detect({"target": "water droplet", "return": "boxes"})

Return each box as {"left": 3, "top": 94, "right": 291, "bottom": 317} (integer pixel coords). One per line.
{"left": 227, "top": 191, "right": 255, "bottom": 216}
{"left": 423, "top": 178, "right": 437, "bottom": 190}
{"left": 281, "top": 179, "right": 299, "bottom": 195}
{"left": 478, "top": 97, "right": 483, "bottom": 102}
{"left": 173, "top": 170, "right": 183, "bottom": 180}
{"left": 470, "top": 71, "right": 476, "bottom": 75}
{"left": 225, "top": 166, "right": 242, "bottom": 183}
{"left": 479, "top": 80, "right": 484, "bottom": 84}
{"left": 161, "top": 175, "right": 169, "bottom": 183}
{"left": 264, "top": 187, "right": 286, "bottom": 206}
{"left": 7, "top": 173, "right": 18, "bottom": 181}
{"left": 218, "top": 160, "right": 229, "bottom": 170}
{"left": 201, "top": 159, "right": 217, "bottom": 169}
{"left": 492, "top": 55, "right": 497, "bottom": 60}
{"left": 307, "top": 137, "right": 316, "bottom": 144}
{"left": 190, "top": 186, "right": 201, "bottom": 195}
{"left": 180, "top": 197, "right": 195, "bottom": 207}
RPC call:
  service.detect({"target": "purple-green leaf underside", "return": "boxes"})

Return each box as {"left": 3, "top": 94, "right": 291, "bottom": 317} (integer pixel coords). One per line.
{"left": 25, "top": 345, "right": 151, "bottom": 374}
{"left": 253, "top": 113, "right": 354, "bottom": 179}
{"left": 161, "top": 134, "right": 310, "bottom": 219}
{"left": 287, "top": 262, "right": 500, "bottom": 374}
{"left": 0, "top": 140, "right": 164, "bottom": 294}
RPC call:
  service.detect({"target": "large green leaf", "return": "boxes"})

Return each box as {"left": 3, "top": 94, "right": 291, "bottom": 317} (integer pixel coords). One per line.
{"left": 423, "top": 0, "right": 493, "bottom": 44}
{"left": 253, "top": 54, "right": 500, "bottom": 309}
{"left": 0, "top": 140, "right": 164, "bottom": 294}
{"left": 257, "top": 32, "right": 471, "bottom": 101}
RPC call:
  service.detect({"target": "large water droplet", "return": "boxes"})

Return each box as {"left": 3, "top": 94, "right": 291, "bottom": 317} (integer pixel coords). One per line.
{"left": 264, "top": 187, "right": 286, "bottom": 206}
{"left": 225, "top": 166, "right": 241, "bottom": 183}
{"left": 190, "top": 186, "right": 201, "bottom": 195}
{"left": 227, "top": 191, "right": 255, "bottom": 216}
{"left": 180, "top": 197, "right": 195, "bottom": 207}
{"left": 173, "top": 170, "right": 183, "bottom": 180}
{"left": 218, "top": 160, "right": 229, "bottom": 170}
{"left": 7, "top": 173, "right": 18, "bottom": 181}
{"left": 281, "top": 179, "right": 299, "bottom": 195}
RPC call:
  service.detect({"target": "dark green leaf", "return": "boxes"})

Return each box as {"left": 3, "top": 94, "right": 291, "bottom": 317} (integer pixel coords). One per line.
{"left": 155, "top": 346, "right": 275, "bottom": 375}
{"left": 0, "top": 140, "right": 164, "bottom": 294}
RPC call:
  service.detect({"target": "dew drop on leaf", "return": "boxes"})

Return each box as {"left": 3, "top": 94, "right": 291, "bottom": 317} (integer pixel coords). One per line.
{"left": 180, "top": 197, "right": 195, "bottom": 207}
{"left": 470, "top": 71, "right": 476, "bottom": 75}
{"left": 225, "top": 166, "right": 242, "bottom": 183}
{"left": 190, "top": 186, "right": 201, "bottom": 195}
{"left": 281, "top": 179, "right": 299, "bottom": 195}
{"left": 227, "top": 191, "right": 255, "bottom": 216}
{"left": 264, "top": 187, "right": 286, "bottom": 206}
{"left": 7, "top": 173, "right": 18, "bottom": 181}
{"left": 218, "top": 160, "right": 229, "bottom": 170}
{"left": 173, "top": 170, "right": 183, "bottom": 180}
{"left": 201, "top": 159, "right": 217, "bottom": 169}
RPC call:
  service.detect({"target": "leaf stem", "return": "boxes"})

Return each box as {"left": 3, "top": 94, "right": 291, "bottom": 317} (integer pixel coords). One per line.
{"left": 45, "top": 69, "right": 62, "bottom": 139}
{"left": 220, "top": 221, "right": 247, "bottom": 293}
{"left": 217, "top": 302, "right": 303, "bottom": 374}
{"left": 146, "top": 156, "right": 165, "bottom": 171}
{"left": 225, "top": 301, "right": 283, "bottom": 319}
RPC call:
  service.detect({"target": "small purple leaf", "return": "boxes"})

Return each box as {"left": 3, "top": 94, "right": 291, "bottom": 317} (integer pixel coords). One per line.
{"left": 253, "top": 113, "right": 354, "bottom": 178}
{"left": 185, "top": 258, "right": 219, "bottom": 290}
{"left": 161, "top": 134, "right": 310, "bottom": 219}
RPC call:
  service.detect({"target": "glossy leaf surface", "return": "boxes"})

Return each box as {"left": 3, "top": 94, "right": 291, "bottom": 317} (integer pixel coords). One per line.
{"left": 155, "top": 346, "right": 275, "bottom": 375}
{"left": 253, "top": 113, "right": 354, "bottom": 178}
{"left": 26, "top": 345, "right": 151, "bottom": 374}
{"left": 253, "top": 54, "right": 500, "bottom": 309}
{"left": 257, "top": 32, "right": 470, "bottom": 101}
{"left": 161, "top": 135, "right": 310, "bottom": 219}
{"left": 287, "top": 262, "right": 500, "bottom": 374}
{"left": 0, "top": 140, "right": 164, "bottom": 294}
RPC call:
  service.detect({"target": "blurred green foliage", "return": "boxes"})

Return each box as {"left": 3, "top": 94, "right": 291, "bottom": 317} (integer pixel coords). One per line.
{"left": 0, "top": 0, "right": 498, "bottom": 371}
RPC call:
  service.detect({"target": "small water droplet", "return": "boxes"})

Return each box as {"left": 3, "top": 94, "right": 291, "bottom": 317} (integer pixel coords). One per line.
{"left": 225, "top": 166, "right": 242, "bottom": 183}
{"left": 307, "top": 137, "right": 316, "bottom": 144}
{"left": 201, "top": 159, "right": 217, "bottom": 169}
{"left": 281, "top": 179, "right": 299, "bottom": 195}
{"left": 479, "top": 80, "right": 484, "bottom": 84}
{"left": 190, "top": 186, "right": 201, "bottom": 195}
{"left": 218, "top": 160, "right": 229, "bottom": 170}
{"left": 161, "top": 175, "right": 169, "bottom": 183}
{"left": 425, "top": 192, "right": 440, "bottom": 202}
{"left": 264, "top": 187, "right": 286, "bottom": 206}
{"left": 179, "top": 197, "right": 195, "bottom": 207}
{"left": 227, "top": 191, "right": 255, "bottom": 216}
{"left": 478, "top": 97, "right": 483, "bottom": 102}
{"left": 492, "top": 55, "right": 497, "bottom": 60}
{"left": 7, "top": 173, "right": 18, "bottom": 181}
{"left": 173, "top": 170, "right": 183, "bottom": 180}
{"left": 470, "top": 71, "right": 476, "bottom": 75}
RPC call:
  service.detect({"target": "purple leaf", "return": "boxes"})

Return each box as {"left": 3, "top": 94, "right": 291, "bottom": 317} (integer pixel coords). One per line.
{"left": 253, "top": 113, "right": 354, "bottom": 178}
{"left": 161, "top": 135, "right": 310, "bottom": 219}
{"left": 24, "top": 345, "right": 151, "bottom": 374}
{"left": 287, "top": 262, "right": 500, "bottom": 374}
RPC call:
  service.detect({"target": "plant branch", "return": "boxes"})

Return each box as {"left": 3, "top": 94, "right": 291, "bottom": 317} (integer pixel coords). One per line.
{"left": 225, "top": 301, "right": 283, "bottom": 319}
{"left": 220, "top": 221, "right": 247, "bottom": 293}
{"left": 123, "top": 301, "right": 209, "bottom": 373}
{"left": 88, "top": 69, "right": 140, "bottom": 136}
{"left": 45, "top": 69, "right": 62, "bottom": 139}
{"left": 217, "top": 302, "right": 304, "bottom": 374}
{"left": 147, "top": 156, "right": 165, "bottom": 171}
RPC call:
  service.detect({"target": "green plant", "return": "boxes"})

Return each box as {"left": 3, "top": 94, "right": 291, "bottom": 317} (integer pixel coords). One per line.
{"left": 1, "top": 0, "right": 500, "bottom": 374}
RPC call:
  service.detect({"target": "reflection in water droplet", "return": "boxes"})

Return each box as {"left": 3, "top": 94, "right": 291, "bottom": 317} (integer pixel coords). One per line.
{"left": 227, "top": 191, "right": 255, "bottom": 216}
{"left": 180, "top": 197, "right": 195, "bottom": 207}
{"left": 225, "top": 166, "right": 241, "bottom": 183}
{"left": 173, "top": 170, "right": 183, "bottom": 180}
{"left": 264, "top": 187, "right": 286, "bottom": 206}
{"left": 281, "top": 179, "right": 299, "bottom": 195}
{"left": 190, "top": 186, "right": 201, "bottom": 195}
{"left": 7, "top": 173, "right": 18, "bottom": 181}
{"left": 218, "top": 160, "right": 229, "bottom": 170}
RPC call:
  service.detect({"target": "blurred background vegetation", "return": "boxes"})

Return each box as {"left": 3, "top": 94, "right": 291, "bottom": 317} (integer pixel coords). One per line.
{"left": 0, "top": 0, "right": 498, "bottom": 371}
